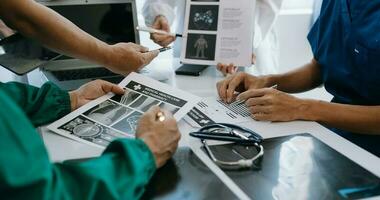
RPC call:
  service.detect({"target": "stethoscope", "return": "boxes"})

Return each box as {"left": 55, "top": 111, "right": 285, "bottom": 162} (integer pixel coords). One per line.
{"left": 190, "top": 123, "right": 264, "bottom": 170}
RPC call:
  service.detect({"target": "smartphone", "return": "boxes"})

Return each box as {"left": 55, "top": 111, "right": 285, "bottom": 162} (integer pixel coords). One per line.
{"left": 175, "top": 64, "right": 208, "bottom": 76}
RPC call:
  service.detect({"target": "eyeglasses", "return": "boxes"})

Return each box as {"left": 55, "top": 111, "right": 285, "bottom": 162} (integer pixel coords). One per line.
{"left": 190, "top": 123, "right": 264, "bottom": 170}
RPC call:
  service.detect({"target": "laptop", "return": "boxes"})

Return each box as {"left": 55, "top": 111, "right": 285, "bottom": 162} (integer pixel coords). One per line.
{"left": 37, "top": 0, "right": 139, "bottom": 90}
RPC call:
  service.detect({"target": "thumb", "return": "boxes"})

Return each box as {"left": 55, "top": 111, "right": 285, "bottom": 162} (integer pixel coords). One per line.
{"left": 140, "top": 50, "right": 159, "bottom": 66}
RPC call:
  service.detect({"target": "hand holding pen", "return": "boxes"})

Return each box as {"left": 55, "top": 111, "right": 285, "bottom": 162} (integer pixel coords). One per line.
{"left": 136, "top": 16, "right": 182, "bottom": 47}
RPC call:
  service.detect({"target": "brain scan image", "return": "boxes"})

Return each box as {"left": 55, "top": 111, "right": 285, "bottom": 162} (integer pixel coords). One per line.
{"left": 189, "top": 5, "right": 219, "bottom": 31}
{"left": 193, "top": 10, "right": 215, "bottom": 30}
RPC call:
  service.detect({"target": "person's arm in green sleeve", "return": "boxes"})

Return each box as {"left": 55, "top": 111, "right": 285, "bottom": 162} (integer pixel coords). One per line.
{"left": 53, "top": 139, "right": 157, "bottom": 200}
{"left": 0, "top": 79, "right": 126, "bottom": 127}
{"left": 0, "top": 107, "right": 156, "bottom": 199}
{"left": 0, "top": 85, "right": 180, "bottom": 199}
{"left": 0, "top": 81, "right": 71, "bottom": 126}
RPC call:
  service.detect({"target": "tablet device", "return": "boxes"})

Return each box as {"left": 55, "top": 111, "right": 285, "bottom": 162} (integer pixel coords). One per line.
{"left": 0, "top": 33, "right": 61, "bottom": 75}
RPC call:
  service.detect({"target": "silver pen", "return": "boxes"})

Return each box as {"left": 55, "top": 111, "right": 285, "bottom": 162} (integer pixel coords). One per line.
{"left": 229, "top": 84, "right": 278, "bottom": 107}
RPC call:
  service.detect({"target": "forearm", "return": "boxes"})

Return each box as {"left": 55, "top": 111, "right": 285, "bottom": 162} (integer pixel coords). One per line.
{"left": 266, "top": 59, "right": 323, "bottom": 93}
{"left": 300, "top": 100, "right": 380, "bottom": 135}
{"left": 0, "top": 82, "right": 71, "bottom": 126}
{"left": 0, "top": 0, "right": 111, "bottom": 67}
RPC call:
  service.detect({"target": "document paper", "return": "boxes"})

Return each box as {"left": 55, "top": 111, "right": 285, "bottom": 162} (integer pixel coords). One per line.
{"left": 48, "top": 72, "right": 200, "bottom": 148}
{"left": 180, "top": 0, "right": 255, "bottom": 66}
{"left": 185, "top": 97, "right": 255, "bottom": 128}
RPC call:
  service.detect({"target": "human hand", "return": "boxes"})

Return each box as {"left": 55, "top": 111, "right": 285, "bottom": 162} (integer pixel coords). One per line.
{"left": 150, "top": 15, "right": 175, "bottom": 47}
{"left": 216, "top": 63, "right": 237, "bottom": 76}
{"left": 216, "top": 72, "right": 273, "bottom": 103}
{"left": 216, "top": 54, "right": 256, "bottom": 76}
{"left": 0, "top": 19, "right": 14, "bottom": 37}
{"left": 106, "top": 42, "right": 159, "bottom": 76}
{"left": 238, "top": 88, "right": 308, "bottom": 122}
{"left": 136, "top": 106, "right": 181, "bottom": 168}
{"left": 69, "top": 80, "right": 124, "bottom": 111}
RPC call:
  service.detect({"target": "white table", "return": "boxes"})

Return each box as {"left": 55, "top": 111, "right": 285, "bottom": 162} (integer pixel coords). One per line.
{"left": 39, "top": 58, "right": 380, "bottom": 183}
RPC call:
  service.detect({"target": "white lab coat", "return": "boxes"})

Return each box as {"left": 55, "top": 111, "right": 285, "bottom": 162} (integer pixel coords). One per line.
{"left": 143, "top": 0, "right": 283, "bottom": 75}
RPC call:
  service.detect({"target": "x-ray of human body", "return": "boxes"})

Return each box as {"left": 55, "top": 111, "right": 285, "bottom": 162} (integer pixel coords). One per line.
{"left": 85, "top": 101, "right": 131, "bottom": 126}
{"left": 194, "top": 35, "right": 208, "bottom": 58}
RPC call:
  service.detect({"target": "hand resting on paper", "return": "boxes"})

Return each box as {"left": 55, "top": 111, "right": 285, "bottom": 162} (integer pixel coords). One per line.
{"left": 216, "top": 53, "right": 257, "bottom": 76}
{"left": 136, "top": 106, "right": 181, "bottom": 168}
{"left": 69, "top": 80, "right": 181, "bottom": 168}
{"left": 69, "top": 80, "right": 125, "bottom": 111}
{"left": 216, "top": 72, "right": 306, "bottom": 122}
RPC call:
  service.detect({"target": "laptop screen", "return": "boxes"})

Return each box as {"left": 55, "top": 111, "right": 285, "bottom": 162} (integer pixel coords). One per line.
{"left": 51, "top": 2, "right": 137, "bottom": 60}
{"left": 52, "top": 3, "right": 136, "bottom": 45}
{"left": 0, "top": 2, "right": 137, "bottom": 74}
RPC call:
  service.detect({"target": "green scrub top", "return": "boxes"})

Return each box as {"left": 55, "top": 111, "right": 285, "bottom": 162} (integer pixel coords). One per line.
{"left": 0, "top": 82, "right": 156, "bottom": 200}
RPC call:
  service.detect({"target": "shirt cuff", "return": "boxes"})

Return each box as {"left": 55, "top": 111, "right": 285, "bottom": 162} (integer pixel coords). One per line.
{"left": 48, "top": 82, "right": 72, "bottom": 118}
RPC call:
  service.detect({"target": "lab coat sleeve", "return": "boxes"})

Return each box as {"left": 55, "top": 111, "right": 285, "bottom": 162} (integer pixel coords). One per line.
{"left": 142, "top": 0, "right": 177, "bottom": 26}
{"left": 254, "top": 0, "right": 284, "bottom": 49}
{"left": 0, "top": 82, "right": 70, "bottom": 126}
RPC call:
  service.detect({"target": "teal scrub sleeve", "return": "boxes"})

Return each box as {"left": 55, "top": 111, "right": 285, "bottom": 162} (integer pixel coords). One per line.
{"left": 53, "top": 139, "right": 156, "bottom": 200}
{"left": 0, "top": 90, "right": 156, "bottom": 199}
{"left": 0, "top": 81, "right": 71, "bottom": 126}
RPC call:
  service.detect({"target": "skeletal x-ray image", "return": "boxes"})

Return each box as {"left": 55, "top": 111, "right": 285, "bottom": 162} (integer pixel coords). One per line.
{"left": 111, "top": 89, "right": 141, "bottom": 106}
{"left": 112, "top": 111, "right": 143, "bottom": 135}
{"left": 59, "top": 115, "right": 128, "bottom": 147}
{"left": 159, "top": 102, "right": 180, "bottom": 114}
{"left": 188, "top": 5, "right": 219, "bottom": 31}
{"left": 129, "top": 95, "right": 160, "bottom": 112}
{"left": 185, "top": 33, "right": 216, "bottom": 60}
{"left": 84, "top": 100, "right": 132, "bottom": 126}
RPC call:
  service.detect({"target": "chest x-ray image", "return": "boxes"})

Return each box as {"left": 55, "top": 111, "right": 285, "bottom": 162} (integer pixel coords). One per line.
{"left": 186, "top": 33, "right": 216, "bottom": 60}
{"left": 189, "top": 5, "right": 219, "bottom": 31}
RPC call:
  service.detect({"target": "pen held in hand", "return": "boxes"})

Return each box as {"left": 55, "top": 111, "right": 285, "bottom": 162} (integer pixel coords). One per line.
{"left": 136, "top": 26, "right": 182, "bottom": 37}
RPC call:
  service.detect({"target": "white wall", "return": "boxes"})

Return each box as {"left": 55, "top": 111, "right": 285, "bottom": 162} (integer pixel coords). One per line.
{"left": 275, "top": 9, "right": 314, "bottom": 72}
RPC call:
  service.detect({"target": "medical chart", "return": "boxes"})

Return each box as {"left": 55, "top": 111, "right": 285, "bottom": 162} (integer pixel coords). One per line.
{"left": 48, "top": 72, "right": 200, "bottom": 148}
{"left": 185, "top": 97, "right": 254, "bottom": 128}
{"left": 180, "top": 0, "right": 255, "bottom": 66}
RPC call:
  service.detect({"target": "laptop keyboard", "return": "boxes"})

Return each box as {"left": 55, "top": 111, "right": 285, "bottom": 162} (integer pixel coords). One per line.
{"left": 51, "top": 68, "right": 123, "bottom": 81}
